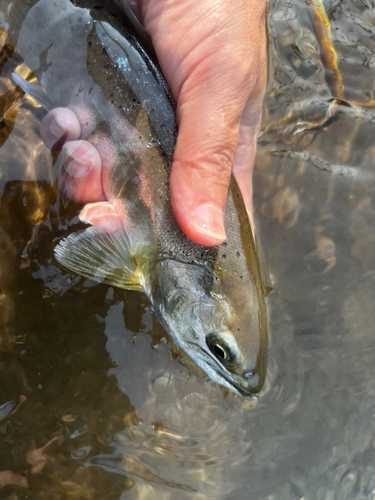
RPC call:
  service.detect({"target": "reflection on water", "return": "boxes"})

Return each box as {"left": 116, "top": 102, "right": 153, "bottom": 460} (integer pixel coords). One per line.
{"left": 1, "top": 0, "right": 375, "bottom": 498}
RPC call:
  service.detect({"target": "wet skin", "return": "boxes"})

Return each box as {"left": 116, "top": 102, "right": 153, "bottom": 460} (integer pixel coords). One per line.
{"left": 40, "top": 0, "right": 267, "bottom": 244}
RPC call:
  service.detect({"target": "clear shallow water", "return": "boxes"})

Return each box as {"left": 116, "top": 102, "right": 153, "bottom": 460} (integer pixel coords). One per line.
{"left": 1, "top": 0, "right": 375, "bottom": 499}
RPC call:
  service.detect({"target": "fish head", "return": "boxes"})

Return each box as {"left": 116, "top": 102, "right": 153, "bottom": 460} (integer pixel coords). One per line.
{"left": 151, "top": 258, "right": 267, "bottom": 396}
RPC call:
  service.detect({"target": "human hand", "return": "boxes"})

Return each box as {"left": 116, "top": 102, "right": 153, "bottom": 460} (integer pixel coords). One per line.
{"left": 41, "top": 0, "right": 267, "bottom": 246}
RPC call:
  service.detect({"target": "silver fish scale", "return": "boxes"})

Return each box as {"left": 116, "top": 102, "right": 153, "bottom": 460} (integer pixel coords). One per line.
{"left": 151, "top": 173, "right": 254, "bottom": 286}
{"left": 154, "top": 195, "right": 219, "bottom": 267}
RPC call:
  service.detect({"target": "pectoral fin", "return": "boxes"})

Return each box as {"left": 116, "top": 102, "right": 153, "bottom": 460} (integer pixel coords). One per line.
{"left": 54, "top": 226, "right": 147, "bottom": 291}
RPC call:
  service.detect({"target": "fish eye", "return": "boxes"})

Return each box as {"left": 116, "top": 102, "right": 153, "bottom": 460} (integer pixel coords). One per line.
{"left": 212, "top": 342, "right": 229, "bottom": 361}
{"left": 207, "top": 336, "right": 235, "bottom": 365}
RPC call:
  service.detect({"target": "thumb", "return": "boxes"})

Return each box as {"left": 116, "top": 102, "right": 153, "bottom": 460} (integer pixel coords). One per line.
{"left": 143, "top": 0, "right": 267, "bottom": 246}
{"left": 170, "top": 91, "right": 240, "bottom": 246}
{"left": 169, "top": 52, "right": 267, "bottom": 247}
{"left": 164, "top": 8, "right": 266, "bottom": 247}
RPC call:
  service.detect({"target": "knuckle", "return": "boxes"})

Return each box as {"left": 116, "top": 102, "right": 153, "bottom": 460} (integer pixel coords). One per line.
{"left": 175, "top": 146, "right": 234, "bottom": 189}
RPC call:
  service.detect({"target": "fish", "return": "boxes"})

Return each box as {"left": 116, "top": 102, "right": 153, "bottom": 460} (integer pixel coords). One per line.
{"left": 13, "top": 0, "right": 269, "bottom": 396}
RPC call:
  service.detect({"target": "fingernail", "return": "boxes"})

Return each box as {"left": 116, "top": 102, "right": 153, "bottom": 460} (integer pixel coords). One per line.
{"left": 193, "top": 204, "right": 226, "bottom": 240}
{"left": 49, "top": 115, "right": 68, "bottom": 139}
{"left": 64, "top": 152, "right": 91, "bottom": 178}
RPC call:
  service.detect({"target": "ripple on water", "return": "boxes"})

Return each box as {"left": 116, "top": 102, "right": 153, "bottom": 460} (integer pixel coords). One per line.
{"left": 2, "top": 0, "right": 375, "bottom": 499}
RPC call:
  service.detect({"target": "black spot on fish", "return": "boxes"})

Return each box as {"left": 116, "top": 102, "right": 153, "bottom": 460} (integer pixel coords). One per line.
{"left": 236, "top": 252, "right": 240, "bottom": 257}
{"left": 77, "top": 16, "right": 82, "bottom": 23}
{"left": 222, "top": 242, "right": 227, "bottom": 247}
{"left": 222, "top": 254, "right": 226, "bottom": 259}
{"left": 240, "top": 276, "right": 243, "bottom": 279}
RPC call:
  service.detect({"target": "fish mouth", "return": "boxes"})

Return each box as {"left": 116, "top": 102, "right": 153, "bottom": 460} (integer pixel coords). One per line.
{"left": 185, "top": 342, "right": 260, "bottom": 397}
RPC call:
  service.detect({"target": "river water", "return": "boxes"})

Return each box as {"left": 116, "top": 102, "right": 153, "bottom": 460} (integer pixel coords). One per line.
{"left": 0, "top": 0, "right": 375, "bottom": 499}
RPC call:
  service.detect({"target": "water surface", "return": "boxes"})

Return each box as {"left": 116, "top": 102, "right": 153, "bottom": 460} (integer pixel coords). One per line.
{"left": 1, "top": 0, "right": 375, "bottom": 498}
